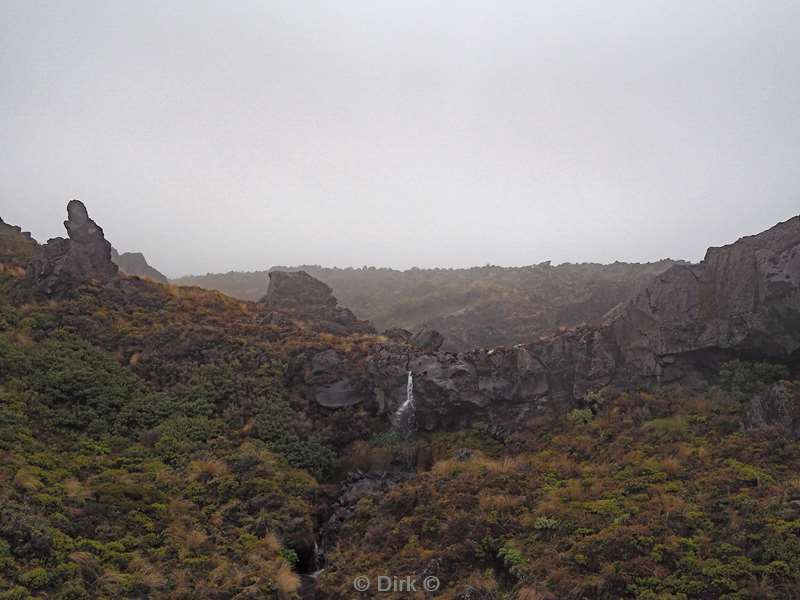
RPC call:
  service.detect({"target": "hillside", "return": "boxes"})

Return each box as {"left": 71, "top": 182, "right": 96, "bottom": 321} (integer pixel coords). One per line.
{"left": 0, "top": 202, "right": 798, "bottom": 599}
{"left": 173, "top": 260, "right": 682, "bottom": 352}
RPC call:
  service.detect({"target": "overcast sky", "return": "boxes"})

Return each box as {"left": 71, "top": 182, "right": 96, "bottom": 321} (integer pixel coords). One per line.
{"left": 1, "top": 1, "right": 799, "bottom": 277}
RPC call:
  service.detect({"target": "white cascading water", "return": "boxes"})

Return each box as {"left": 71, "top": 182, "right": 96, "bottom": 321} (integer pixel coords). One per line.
{"left": 392, "top": 371, "right": 416, "bottom": 437}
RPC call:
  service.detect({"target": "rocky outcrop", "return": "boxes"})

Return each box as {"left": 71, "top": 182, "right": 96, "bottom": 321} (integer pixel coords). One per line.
{"left": 291, "top": 216, "right": 800, "bottom": 432}
{"left": 111, "top": 248, "right": 168, "bottom": 283}
{"left": 0, "top": 218, "right": 39, "bottom": 274}
{"left": 410, "top": 326, "right": 444, "bottom": 351}
{"left": 25, "top": 200, "right": 118, "bottom": 296}
{"left": 609, "top": 215, "right": 800, "bottom": 380}
{"left": 260, "top": 270, "right": 375, "bottom": 335}
{"left": 745, "top": 382, "right": 800, "bottom": 439}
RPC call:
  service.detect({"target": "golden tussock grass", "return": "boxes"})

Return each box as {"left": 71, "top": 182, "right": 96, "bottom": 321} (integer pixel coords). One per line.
{"left": 13, "top": 470, "right": 42, "bottom": 491}
{"left": 261, "top": 531, "right": 282, "bottom": 554}
{"left": 62, "top": 477, "right": 91, "bottom": 501}
{"left": 188, "top": 458, "right": 230, "bottom": 480}
{"left": 183, "top": 528, "right": 208, "bottom": 552}
{"left": 130, "top": 554, "right": 167, "bottom": 590}
{"left": 275, "top": 561, "right": 300, "bottom": 597}
{"left": 434, "top": 452, "right": 528, "bottom": 477}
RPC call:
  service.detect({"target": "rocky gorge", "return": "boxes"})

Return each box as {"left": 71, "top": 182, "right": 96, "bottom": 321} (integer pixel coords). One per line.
{"left": 289, "top": 216, "right": 800, "bottom": 435}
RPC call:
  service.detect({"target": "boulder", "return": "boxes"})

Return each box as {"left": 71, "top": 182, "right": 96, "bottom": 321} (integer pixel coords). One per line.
{"left": 411, "top": 327, "right": 444, "bottom": 351}
{"left": 260, "top": 270, "right": 375, "bottom": 335}
{"left": 25, "top": 200, "right": 118, "bottom": 296}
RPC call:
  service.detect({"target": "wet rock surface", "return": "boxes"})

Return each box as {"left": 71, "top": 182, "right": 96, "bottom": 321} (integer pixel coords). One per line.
{"left": 291, "top": 216, "right": 800, "bottom": 431}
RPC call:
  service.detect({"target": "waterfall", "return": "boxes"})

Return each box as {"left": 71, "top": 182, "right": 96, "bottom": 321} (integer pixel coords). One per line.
{"left": 392, "top": 371, "right": 416, "bottom": 437}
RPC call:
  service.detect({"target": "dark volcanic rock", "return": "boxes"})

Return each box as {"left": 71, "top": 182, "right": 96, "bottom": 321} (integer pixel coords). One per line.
{"left": 745, "top": 382, "right": 800, "bottom": 439}
{"left": 291, "top": 216, "right": 800, "bottom": 432}
{"left": 111, "top": 248, "right": 168, "bottom": 283}
{"left": 411, "top": 326, "right": 444, "bottom": 351}
{"left": 262, "top": 269, "right": 336, "bottom": 310}
{"left": 260, "top": 270, "right": 375, "bottom": 335}
{"left": 25, "top": 200, "right": 118, "bottom": 296}
{"left": 610, "top": 215, "right": 800, "bottom": 381}
{"left": 453, "top": 587, "right": 497, "bottom": 600}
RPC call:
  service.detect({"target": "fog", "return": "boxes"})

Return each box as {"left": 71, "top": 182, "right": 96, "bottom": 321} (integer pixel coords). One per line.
{"left": 1, "top": 1, "right": 799, "bottom": 277}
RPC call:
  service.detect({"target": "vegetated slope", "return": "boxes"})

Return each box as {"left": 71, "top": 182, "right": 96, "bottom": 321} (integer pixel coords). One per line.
{"left": 324, "top": 376, "right": 800, "bottom": 600}
{"left": 2, "top": 206, "right": 799, "bottom": 600}
{"left": 0, "top": 249, "right": 385, "bottom": 597}
{"left": 173, "top": 260, "right": 682, "bottom": 351}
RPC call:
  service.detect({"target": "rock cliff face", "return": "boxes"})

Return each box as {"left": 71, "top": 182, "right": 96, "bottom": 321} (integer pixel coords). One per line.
{"left": 610, "top": 215, "right": 800, "bottom": 380}
{"left": 25, "top": 200, "right": 118, "bottom": 295}
{"left": 292, "top": 216, "right": 800, "bottom": 432}
{"left": 111, "top": 248, "right": 168, "bottom": 283}
{"left": 260, "top": 270, "right": 375, "bottom": 335}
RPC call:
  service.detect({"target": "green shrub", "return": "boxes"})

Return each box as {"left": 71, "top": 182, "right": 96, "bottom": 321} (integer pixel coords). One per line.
{"left": 567, "top": 408, "right": 594, "bottom": 425}
{"left": 719, "top": 360, "right": 789, "bottom": 396}
{"left": 279, "top": 547, "right": 299, "bottom": 567}
{"left": 18, "top": 566, "right": 49, "bottom": 589}
{"left": 0, "top": 587, "right": 32, "bottom": 600}
{"left": 533, "top": 515, "right": 560, "bottom": 531}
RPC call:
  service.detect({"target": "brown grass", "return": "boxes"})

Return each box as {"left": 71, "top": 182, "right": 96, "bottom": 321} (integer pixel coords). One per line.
{"left": 184, "top": 528, "right": 208, "bottom": 553}
{"left": 661, "top": 457, "right": 682, "bottom": 477}
{"left": 275, "top": 561, "right": 300, "bottom": 597}
{"left": 261, "top": 531, "right": 282, "bottom": 554}
{"left": 63, "top": 477, "right": 90, "bottom": 501}
{"left": 188, "top": 458, "right": 230, "bottom": 480}
{"left": 130, "top": 554, "right": 167, "bottom": 591}
{"left": 13, "top": 470, "right": 42, "bottom": 491}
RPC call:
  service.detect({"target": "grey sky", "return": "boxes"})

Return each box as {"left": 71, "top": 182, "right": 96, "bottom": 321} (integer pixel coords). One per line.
{"left": 1, "top": 1, "right": 799, "bottom": 278}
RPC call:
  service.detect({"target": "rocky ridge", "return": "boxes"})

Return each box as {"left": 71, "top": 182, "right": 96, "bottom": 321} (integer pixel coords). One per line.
{"left": 0, "top": 217, "right": 40, "bottom": 274}
{"left": 173, "top": 260, "right": 684, "bottom": 352}
{"left": 111, "top": 248, "right": 168, "bottom": 283}
{"left": 293, "top": 216, "right": 800, "bottom": 432}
